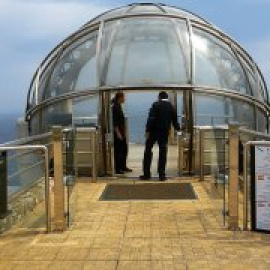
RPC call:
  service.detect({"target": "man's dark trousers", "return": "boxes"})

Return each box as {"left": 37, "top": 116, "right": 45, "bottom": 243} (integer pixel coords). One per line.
{"left": 143, "top": 131, "right": 169, "bottom": 178}
{"left": 114, "top": 135, "right": 127, "bottom": 172}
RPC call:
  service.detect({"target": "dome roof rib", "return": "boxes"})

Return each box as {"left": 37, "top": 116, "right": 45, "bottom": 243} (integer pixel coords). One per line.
{"left": 82, "top": 2, "right": 210, "bottom": 28}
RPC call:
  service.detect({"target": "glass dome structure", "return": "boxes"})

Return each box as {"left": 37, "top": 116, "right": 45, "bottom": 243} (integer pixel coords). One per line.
{"left": 26, "top": 2, "right": 269, "bottom": 136}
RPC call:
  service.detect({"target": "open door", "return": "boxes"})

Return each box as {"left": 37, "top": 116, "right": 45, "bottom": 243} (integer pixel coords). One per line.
{"left": 99, "top": 89, "right": 192, "bottom": 177}
{"left": 124, "top": 90, "right": 186, "bottom": 178}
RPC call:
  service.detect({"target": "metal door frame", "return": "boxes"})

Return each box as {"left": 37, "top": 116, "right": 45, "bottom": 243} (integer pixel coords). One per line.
{"left": 99, "top": 88, "right": 193, "bottom": 176}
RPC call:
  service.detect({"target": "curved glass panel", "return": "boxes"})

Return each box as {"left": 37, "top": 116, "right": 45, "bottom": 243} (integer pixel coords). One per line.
{"left": 195, "top": 93, "right": 255, "bottom": 129}
{"left": 232, "top": 99, "right": 256, "bottom": 129}
{"left": 257, "top": 109, "right": 268, "bottom": 133}
{"left": 85, "top": 7, "right": 127, "bottom": 26}
{"left": 164, "top": 6, "right": 206, "bottom": 23}
{"left": 29, "top": 78, "right": 37, "bottom": 108}
{"left": 193, "top": 28, "right": 251, "bottom": 95}
{"left": 39, "top": 57, "right": 58, "bottom": 101}
{"left": 30, "top": 112, "right": 40, "bottom": 135}
{"left": 129, "top": 5, "right": 162, "bottom": 13}
{"left": 72, "top": 95, "right": 98, "bottom": 127}
{"left": 258, "top": 76, "right": 268, "bottom": 103}
{"left": 237, "top": 53, "right": 264, "bottom": 101}
{"left": 102, "top": 18, "right": 190, "bottom": 86}
{"left": 100, "top": 21, "right": 118, "bottom": 85}
{"left": 245, "top": 68, "right": 258, "bottom": 99}
{"left": 46, "top": 31, "right": 98, "bottom": 99}
{"left": 41, "top": 101, "right": 72, "bottom": 132}
{"left": 176, "top": 92, "right": 184, "bottom": 126}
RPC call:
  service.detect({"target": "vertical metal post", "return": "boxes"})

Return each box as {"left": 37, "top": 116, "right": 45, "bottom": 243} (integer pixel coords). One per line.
{"left": 177, "top": 132, "right": 184, "bottom": 175}
{"left": 0, "top": 151, "right": 8, "bottom": 218}
{"left": 44, "top": 147, "right": 51, "bottom": 233}
{"left": 74, "top": 128, "right": 79, "bottom": 180}
{"left": 53, "top": 126, "right": 66, "bottom": 231}
{"left": 188, "top": 90, "right": 194, "bottom": 173}
{"left": 91, "top": 129, "right": 97, "bottom": 183}
{"left": 228, "top": 124, "right": 240, "bottom": 230}
{"left": 65, "top": 130, "right": 74, "bottom": 176}
{"left": 194, "top": 129, "right": 200, "bottom": 173}
{"left": 243, "top": 143, "right": 248, "bottom": 230}
{"left": 199, "top": 129, "right": 205, "bottom": 181}
{"left": 100, "top": 91, "right": 108, "bottom": 175}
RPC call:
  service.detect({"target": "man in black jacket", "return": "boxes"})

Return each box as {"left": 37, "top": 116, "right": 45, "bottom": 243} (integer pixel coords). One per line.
{"left": 140, "top": 91, "right": 180, "bottom": 181}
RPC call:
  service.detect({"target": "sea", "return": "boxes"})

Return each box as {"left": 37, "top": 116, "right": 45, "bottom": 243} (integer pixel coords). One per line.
{"left": 0, "top": 113, "right": 21, "bottom": 144}
{"left": 0, "top": 113, "right": 26, "bottom": 195}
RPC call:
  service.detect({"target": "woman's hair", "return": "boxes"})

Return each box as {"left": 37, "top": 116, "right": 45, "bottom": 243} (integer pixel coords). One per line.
{"left": 112, "top": 92, "right": 124, "bottom": 104}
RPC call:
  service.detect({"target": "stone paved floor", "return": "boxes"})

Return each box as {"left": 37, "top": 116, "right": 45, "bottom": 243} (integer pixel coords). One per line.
{"left": 1, "top": 176, "right": 270, "bottom": 269}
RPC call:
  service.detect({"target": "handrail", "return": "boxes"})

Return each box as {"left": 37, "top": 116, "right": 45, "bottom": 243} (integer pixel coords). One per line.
{"left": 195, "top": 125, "right": 228, "bottom": 131}
{"left": 0, "top": 132, "right": 52, "bottom": 147}
{"left": 72, "top": 116, "right": 98, "bottom": 119}
{"left": 239, "top": 127, "right": 270, "bottom": 140}
{"left": 0, "top": 145, "right": 51, "bottom": 233}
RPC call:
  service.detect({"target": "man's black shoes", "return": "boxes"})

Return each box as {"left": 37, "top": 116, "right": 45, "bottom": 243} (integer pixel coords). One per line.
{"left": 115, "top": 170, "right": 125, "bottom": 174}
{"left": 139, "top": 175, "right": 167, "bottom": 181}
{"left": 139, "top": 175, "right": 151, "bottom": 180}
{"left": 115, "top": 168, "right": 132, "bottom": 174}
{"left": 159, "top": 176, "right": 167, "bottom": 181}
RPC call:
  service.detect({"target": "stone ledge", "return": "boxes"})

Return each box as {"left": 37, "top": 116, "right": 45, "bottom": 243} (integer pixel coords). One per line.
{"left": 0, "top": 180, "right": 45, "bottom": 233}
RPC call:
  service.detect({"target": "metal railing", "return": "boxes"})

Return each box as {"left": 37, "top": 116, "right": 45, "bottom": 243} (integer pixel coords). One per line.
{"left": 0, "top": 125, "right": 99, "bottom": 233}
{"left": 197, "top": 125, "right": 228, "bottom": 182}
{"left": 73, "top": 127, "right": 98, "bottom": 181}
{"left": 196, "top": 123, "right": 270, "bottom": 231}
{"left": 0, "top": 132, "right": 53, "bottom": 232}
{"left": 0, "top": 145, "right": 51, "bottom": 231}
{"left": 196, "top": 114, "right": 234, "bottom": 126}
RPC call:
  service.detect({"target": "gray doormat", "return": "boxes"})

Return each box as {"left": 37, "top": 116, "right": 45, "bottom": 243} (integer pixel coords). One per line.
{"left": 99, "top": 183, "right": 197, "bottom": 201}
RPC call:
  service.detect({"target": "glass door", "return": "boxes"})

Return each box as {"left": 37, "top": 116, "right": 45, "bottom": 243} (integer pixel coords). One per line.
{"left": 124, "top": 90, "right": 184, "bottom": 178}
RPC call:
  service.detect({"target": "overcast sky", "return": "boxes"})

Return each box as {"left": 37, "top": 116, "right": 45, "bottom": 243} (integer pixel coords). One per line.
{"left": 0, "top": 0, "right": 270, "bottom": 115}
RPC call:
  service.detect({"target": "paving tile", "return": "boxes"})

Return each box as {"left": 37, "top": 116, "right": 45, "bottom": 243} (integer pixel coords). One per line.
{"left": 12, "top": 261, "right": 52, "bottom": 270}
{"left": 13, "top": 247, "right": 60, "bottom": 261}
{"left": 85, "top": 249, "right": 119, "bottom": 261}
{"left": 49, "top": 261, "right": 84, "bottom": 270}
{"left": 0, "top": 243, "right": 29, "bottom": 261}
{"left": 0, "top": 261, "right": 16, "bottom": 270}
{"left": 83, "top": 261, "right": 117, "bottom": 270}
{"left": 117, "top": 261, "right": 151, "bottom": 270}
{"left": 91, "top": 237, "right": 122, "bottom": 249}
{"left": 151, "top": 260, "right": 187, "bottom": 270}
{"left": 56, "top": 247, "right": 90, "bottom": 261}
{"left": 120, "top": 238, "right": 152, "bottom": 261}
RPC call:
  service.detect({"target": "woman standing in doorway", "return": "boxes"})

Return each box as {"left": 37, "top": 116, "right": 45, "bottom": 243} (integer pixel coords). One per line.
{"left": 112, "top": 92, "right": 132, "bottom": 174}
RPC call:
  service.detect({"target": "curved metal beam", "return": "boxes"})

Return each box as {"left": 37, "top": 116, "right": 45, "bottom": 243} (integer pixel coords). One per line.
{"left": 26, "top": 86, "right": 270, "bottom": 121}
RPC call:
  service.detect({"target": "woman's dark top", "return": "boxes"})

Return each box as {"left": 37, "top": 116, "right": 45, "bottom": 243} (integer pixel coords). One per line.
{"left": 112, "top": 103, "right": 125, "bottom": 137}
